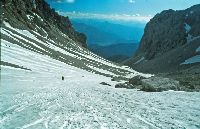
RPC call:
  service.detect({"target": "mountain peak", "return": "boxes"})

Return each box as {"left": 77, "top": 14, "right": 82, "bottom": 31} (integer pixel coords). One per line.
{"left": 125, "top": 4, "right": 200, "bottom": 73}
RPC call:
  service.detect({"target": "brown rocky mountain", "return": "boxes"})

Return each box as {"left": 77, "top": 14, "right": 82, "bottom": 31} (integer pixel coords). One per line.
{"left": 1, "top": 0, "right": 87, "bottom": 48}
{"left": 125, "top": 4, "right": 200, "bottom": 74}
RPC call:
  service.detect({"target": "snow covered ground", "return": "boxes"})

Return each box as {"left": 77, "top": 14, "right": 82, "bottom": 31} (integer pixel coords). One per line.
{"left": 1, "top": 66, "right": 200, "bottom": 129}
{"left": 1, "top": 40, "right": 200, "bottom": 129}
{"left": 1, "top": 21, "right": 200, "bottom": 129}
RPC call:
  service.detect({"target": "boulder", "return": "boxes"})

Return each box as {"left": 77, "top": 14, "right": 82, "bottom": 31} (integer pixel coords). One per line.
{"left": 129, "top": 75, "right": 146, "bottom": 85}
{"left": 141, "top": 77, "right": 180, "bottom": 92}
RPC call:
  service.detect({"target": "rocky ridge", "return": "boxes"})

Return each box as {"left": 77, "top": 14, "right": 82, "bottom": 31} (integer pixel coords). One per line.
{"left": 1, "top": 0, "right": 87, "bottom": 48}
{"left": 125, "top": 4, "right": 200, "bottom": 73}
{"left": 135, "top": 4, "right": 200, "bottom": 60}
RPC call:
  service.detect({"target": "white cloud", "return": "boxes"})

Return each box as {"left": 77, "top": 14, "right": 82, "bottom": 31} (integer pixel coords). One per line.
{"left": 55, "top": 0, "right": 75, "bottom": 3}
{"left": 57, "top": 11, "right": 153, "bottom": 23}
{"left": 66, "top": 0, "right": 75, "bottom": 3}
{"left": 135, "top": 13, "right": 140, "bottom": 16}
{"left": 129, "top": 0, "right": 135, "bottom": 4}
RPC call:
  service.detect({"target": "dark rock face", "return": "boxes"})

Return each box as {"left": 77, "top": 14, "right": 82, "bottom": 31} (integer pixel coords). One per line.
{"left": 125, "top": 4, "right": 200, "bottom": 73}
{"left": 136, "top": 5, "right": 200, "bottom": 60}
{"left": 138, "top": 10, "right": 186, "bottom": 59}
{"left": 1, "top": 0, "right": 87, "bottom": 48}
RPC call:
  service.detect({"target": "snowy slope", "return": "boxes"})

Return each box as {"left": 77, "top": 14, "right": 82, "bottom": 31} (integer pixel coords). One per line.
{"left": 1, "top": 20, "right": 200, "bottom": 129}
{"left": 1, "top": 65, "right": 200, "bottom": 128}
{"left": 1, "top": 21, "right": 150, "bottom": 79}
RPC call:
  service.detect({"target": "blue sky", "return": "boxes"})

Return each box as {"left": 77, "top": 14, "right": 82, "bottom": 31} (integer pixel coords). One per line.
{"left": 47, "top": 0, "right": 200, "bottom": 23}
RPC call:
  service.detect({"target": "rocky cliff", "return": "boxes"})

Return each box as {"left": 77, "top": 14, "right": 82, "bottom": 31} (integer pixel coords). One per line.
{"left": 1, "top": 0, "right": 87, "bottom": 48}
{"left": 125, "top": 4, "right": 200, "bottom": 73}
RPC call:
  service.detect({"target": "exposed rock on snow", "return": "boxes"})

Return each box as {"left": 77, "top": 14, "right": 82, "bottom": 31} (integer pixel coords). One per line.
{"left": 115, "top": 76, "right": 181, "bottom": 92}
{"left": 100, "top": 82, "right": 111, "bottom": 86}
{"left": 129, "top": 75, "right": 146, "bottom": 85}
{"left": 141, "top": 77, "right": 180, "bottom": 92}
{"left": 115, "top": 83, "right": 133, "bottom": 89}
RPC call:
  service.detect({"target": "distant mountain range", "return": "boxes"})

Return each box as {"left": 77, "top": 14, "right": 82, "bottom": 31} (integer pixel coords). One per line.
{"left": 72, "top": 19, "right": 143, "bottom": 62}
{"left": 72, "top": 21, "right": 123, "bottom": 46}
{"left": 72, "top": 19, "right": 145, "bottom": 46}
{"left": 89, "top": 43, "right": 139, "bottom": 63}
